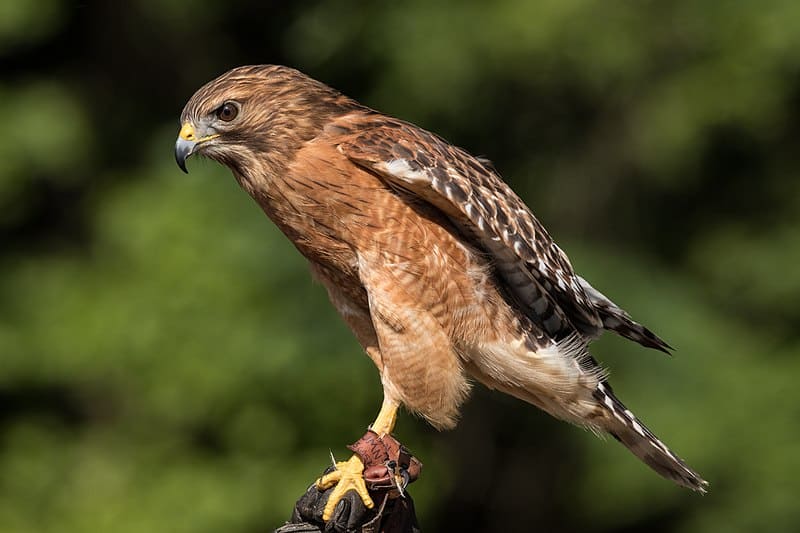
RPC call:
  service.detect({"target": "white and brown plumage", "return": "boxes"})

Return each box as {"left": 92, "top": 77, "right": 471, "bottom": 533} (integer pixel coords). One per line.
{"left": 175, "top": 65, "right": 708, "bottom": 518}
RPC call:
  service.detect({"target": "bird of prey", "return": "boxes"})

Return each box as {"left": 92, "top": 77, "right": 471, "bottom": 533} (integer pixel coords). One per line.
{"left": 175, "top": 65, "right": 708, "bottom": 520}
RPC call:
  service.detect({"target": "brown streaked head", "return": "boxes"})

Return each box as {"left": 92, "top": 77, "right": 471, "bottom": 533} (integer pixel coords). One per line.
{"left": 175, "top": 65, "right": 363, "bottom": 175}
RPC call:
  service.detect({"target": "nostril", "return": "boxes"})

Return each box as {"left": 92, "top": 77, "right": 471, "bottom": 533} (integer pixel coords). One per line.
{"left": 179, "top": 123, "right": 197, "bottom": 142}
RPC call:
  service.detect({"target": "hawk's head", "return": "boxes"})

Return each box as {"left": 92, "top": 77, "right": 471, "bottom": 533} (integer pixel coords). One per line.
{"left": 175, "top": 65, "right": 361, "bottom": 175}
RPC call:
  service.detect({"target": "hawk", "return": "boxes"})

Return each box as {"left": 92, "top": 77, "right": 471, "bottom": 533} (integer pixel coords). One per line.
{"left": 175, "top": 65, "right": 708, "bottom": 520}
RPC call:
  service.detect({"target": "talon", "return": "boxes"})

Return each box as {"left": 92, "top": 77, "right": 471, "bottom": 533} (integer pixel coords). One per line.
{"left": 315, "top": 454, "right": 374, "bottom": 521}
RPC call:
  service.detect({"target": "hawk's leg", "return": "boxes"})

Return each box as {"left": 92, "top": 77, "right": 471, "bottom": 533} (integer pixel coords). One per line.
{"left": 315, "top": 397, "right": 399, "bottom": 521}
{"left": 369, "top": 396, "right": 400, "bottom": 437}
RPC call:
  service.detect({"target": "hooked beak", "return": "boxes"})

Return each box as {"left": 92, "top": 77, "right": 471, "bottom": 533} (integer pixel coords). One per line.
{"left": 175, "top": 137, "right": 195, "bottom": 173}
{"left": 175, "top": 122, "right": 218, "bottom": 173}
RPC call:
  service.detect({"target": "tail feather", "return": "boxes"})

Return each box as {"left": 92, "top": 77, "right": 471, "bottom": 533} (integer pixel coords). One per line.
{"left": 594, "top": 382, "right": 708, "bottom": 493}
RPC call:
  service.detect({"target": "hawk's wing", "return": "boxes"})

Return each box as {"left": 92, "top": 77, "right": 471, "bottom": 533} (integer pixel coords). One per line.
{"left": 338, "top": 117, "right": 670, "bottom": 352}
{"left": 338, "top": 118, "right": 602, "bottom": 340}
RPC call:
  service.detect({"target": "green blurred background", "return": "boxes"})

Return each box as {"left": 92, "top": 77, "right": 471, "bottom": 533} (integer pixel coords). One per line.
{"left": 2, "top": 1, "right": 799, "bottom": 531}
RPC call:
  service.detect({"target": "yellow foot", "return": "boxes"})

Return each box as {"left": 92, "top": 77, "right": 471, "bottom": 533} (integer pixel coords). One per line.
{"left": 315, "top": 454, "right": 374, "bottom": 522}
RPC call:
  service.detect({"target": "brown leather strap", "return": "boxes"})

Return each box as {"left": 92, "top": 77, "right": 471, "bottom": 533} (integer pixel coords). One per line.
{"left": 347, "top": 431, "right": 422, "bottom": 492}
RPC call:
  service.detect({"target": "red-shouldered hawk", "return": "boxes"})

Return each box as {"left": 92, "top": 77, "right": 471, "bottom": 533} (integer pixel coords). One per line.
{"left": 175, "top": 65, "right": 707, "bottom": 520}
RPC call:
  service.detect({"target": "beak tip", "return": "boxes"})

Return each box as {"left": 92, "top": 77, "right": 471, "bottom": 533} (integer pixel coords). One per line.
{"left": 174, "top": 136, "right": 196, "bottom": 174}
{"left": 176, "top": 156, "right": 189, "bottom": 174}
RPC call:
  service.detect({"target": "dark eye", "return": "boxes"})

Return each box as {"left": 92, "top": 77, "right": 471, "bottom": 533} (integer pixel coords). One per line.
{"left": 216, "top": 102, "right": 238, "bottom": 121}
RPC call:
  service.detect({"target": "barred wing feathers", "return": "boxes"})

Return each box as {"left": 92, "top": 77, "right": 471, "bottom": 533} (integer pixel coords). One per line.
{"left": 339, "top": 118, "right": 668, "bottom": 352}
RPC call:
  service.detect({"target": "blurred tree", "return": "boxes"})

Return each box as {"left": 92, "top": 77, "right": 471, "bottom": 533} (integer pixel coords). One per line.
{"left": 1, "top": 1, "right": 799, "bottom": 532}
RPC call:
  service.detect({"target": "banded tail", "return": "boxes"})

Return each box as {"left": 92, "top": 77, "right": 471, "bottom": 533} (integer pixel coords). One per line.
{"left": 594, "top": 381, "right": 708, "bottom": 493}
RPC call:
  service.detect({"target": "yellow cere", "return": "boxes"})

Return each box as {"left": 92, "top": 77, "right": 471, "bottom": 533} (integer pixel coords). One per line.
{"left": 179, "top": 122, "right": 195, "bottom": 141}
{"left": 179, "top": 122, "right": 220, "bottom": 143}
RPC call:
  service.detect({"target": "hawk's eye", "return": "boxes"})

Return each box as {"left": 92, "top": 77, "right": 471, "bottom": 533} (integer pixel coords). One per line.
{"left": 216, "top": 102, "right": 238, "bottom": 122}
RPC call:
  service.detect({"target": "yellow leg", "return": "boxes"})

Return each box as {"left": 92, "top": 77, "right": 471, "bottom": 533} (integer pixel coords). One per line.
{"left": 316, "top": 398, "right": 400, "bottom": 521}
{"left": 370, "top": 397, "right": 399, "bottom": 436}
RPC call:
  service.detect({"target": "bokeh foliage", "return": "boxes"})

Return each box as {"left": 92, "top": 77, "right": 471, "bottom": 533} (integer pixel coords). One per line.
{"left": 1, "top": 1, "right": 799, "bottom": 531}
